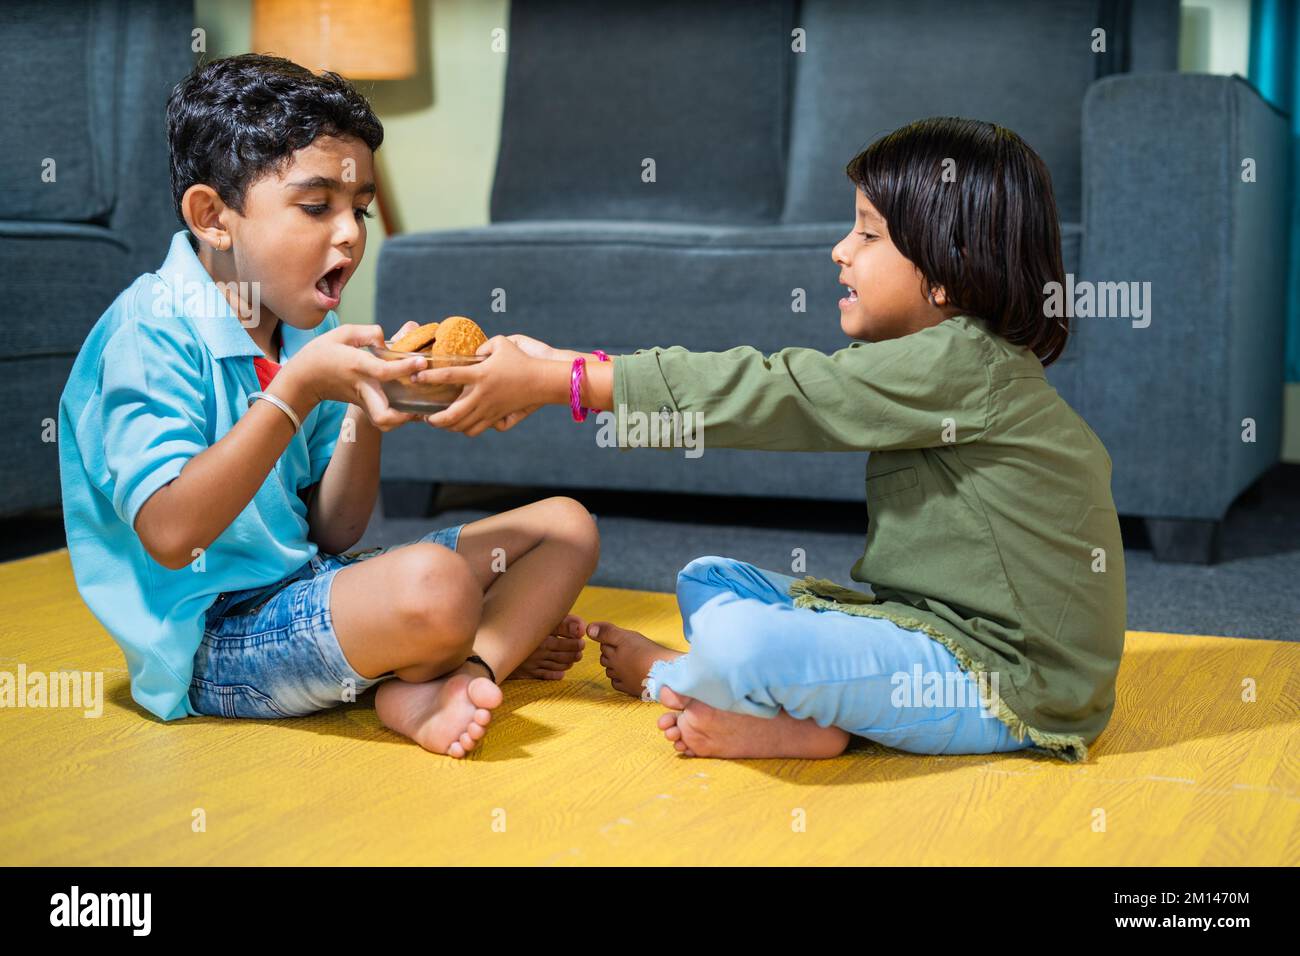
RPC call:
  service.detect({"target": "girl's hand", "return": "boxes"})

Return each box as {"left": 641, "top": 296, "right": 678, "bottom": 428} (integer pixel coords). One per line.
{"left": 276, "top": 322, "right": 427, "bottom": 431}
{"left": 415, "top": 335, "right": 554, "bottom": 437}
{"left": 491, "top": 403, "right": 543, "bottom": 433}
{"left": 486, "top": 336, "right": 562, "bottom": 430}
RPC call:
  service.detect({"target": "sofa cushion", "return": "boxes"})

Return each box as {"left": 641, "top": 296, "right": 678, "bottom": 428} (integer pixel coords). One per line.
{"left": 782, "top": 0, "right": 1180, "bottom": 226}
{"left": 379, "top": 220, "right": 863, "bottom": 356}
{"left": 0, "top": 0, "right": 123, "bottom": 223}
{"left": 378, "top": 221, "right": 866, "bottom": 501}
{"left": 490, "top": 0, "right": 794, "bottom": 225}
{"left": 0, "top": 224, "right": 133, "bottom": 357}
{"left": 380, "top": 382, "right": 870, "bottom": 503}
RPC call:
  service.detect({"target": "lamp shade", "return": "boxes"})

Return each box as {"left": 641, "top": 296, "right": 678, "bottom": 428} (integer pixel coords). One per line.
{"left": 253, "top": 0, "right": 416, "bottom": 80}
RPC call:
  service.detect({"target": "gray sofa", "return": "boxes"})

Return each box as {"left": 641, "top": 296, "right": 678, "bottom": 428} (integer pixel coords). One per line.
{"left": 0, "top": 0, "right": 195, "bottom": 516}
{"left": 378, "top": 0, "right": 1290, "bottom": 564}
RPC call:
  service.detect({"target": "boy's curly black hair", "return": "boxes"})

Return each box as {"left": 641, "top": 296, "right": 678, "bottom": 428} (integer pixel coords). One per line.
{"left": 846, "top": 117, "right": 1069, "bottom": 366}
{"left": 166, "top": 53, "right": 383, "bottom": 227}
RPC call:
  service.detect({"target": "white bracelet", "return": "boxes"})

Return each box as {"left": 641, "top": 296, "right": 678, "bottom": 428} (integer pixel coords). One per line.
{"left": 247, "top": 391, "right": 301, "bottom": 434}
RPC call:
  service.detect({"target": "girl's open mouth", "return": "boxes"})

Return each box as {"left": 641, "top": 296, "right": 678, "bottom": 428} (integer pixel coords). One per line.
{"left": 314, "top": 266, "right": 346, "bottom": 307}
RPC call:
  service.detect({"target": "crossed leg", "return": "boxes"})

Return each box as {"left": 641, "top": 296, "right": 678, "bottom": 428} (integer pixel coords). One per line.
{"left": 332, "top": 496, "right": 599, "bottom": 757}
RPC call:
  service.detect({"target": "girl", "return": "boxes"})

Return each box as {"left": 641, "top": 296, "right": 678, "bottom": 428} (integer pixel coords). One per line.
{"left": 416, "top": 117, "right": 1126, "bottom": 764}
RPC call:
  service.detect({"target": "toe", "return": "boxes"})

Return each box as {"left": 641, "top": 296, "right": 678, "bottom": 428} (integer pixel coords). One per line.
{"left": 660, "top": 686, "right": 692, "bottom": 711}
{"left": 473, "top": 707, "right": 493, "bottom": 725}
{"left": 447, "top": 741, "right": 466, "bottom": 758}
{"left": 466, "top": 722, "right": 487, "bottom": 740}
{"left": 546, "top": 635, "right": 583, "bottom": 653}
{"left": 460, "top": 732, "right": 476, "bottom": 752}
{"left": 467, "top": 678, "right": 503, "bottom": 710}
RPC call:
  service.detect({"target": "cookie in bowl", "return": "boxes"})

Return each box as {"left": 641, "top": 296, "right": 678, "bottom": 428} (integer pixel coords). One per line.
{"left": 369, "top": 317, "right": 488, "bottom": 413}
{"left": 387, "top": 316, "right": 487, "bottom": 356}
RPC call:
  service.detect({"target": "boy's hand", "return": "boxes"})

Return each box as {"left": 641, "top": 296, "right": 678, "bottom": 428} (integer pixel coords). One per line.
{"left": 351, "top": 320, "right": 427, "bottom": 431}
{"left": 275, "top": 322, "right": 427, "bottom": 430}
{"left": 416, "top": 335, "right": 555, "bottom": 437}
{"left": 505, "top": 333, "right": 560, "bottom": 361}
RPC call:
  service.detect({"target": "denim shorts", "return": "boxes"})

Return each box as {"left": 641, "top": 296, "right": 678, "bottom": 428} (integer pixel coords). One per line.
{"left": 187, "top": 524, "right": 464, "bottom": 719}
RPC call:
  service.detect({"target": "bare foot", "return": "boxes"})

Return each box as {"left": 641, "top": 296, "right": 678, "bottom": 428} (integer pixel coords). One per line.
{"left": 374, "top": 663, "right": 504, "bottom": 758}
{"left": 508, "top": 613, "right": 587, "bottom": 680}
{"left": 586, "top": 621, "right": 681, "bottom": 697}
{"left": 656, "top": 686, "right": 849, "bottom": 759}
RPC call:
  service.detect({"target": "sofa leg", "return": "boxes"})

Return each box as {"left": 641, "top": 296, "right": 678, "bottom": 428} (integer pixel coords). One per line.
{"left": 1144, "top": 517, "right": 1223, "bottom": 565}
{"left": 381, "top": 480, "right": 442, "bottom": 519}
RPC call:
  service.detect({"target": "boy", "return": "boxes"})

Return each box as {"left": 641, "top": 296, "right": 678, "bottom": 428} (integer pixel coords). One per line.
{"left": 58, "top": 54, "right": 599, "bottom": 758}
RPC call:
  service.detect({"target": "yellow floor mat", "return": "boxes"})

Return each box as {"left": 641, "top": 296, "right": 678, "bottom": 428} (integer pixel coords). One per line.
{"left": 1, "top": 548, "right": 1296, "bottom": 866}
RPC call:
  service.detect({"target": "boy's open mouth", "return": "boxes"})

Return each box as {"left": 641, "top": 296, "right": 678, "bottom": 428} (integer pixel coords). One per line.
{"left": 314, "top": 262, "right": 349, "bottom": 305}
{"left": 839, "top": 280, "right": 858, "bottom": 306}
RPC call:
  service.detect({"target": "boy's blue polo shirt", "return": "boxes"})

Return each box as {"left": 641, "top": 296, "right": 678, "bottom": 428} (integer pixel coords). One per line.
{"left": 58, "top": 230, "right": 349, "bottom": 721}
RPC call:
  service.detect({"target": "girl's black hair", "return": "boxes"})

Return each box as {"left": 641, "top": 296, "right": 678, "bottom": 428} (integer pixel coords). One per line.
{"left": 166, "top": 53, "right": 384, "bottom": 226}
{"left": 846, "top": 117, "right": 1069, "bottom": 366}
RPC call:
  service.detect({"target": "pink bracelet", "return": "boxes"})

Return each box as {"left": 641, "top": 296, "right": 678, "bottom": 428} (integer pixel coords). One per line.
{"left": 570, "top": 356, "right": 589, "bottom": 422}
{"left": 570, "top": 350, "right": 611, "bottom": 423}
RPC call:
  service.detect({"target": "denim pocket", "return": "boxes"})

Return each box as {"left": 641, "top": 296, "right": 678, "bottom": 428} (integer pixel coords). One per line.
{"left": 224, "top": 580, "right": 293, "bottom": 617}
{"left": 190, "top": 678, "right": 291, "bottom": 718}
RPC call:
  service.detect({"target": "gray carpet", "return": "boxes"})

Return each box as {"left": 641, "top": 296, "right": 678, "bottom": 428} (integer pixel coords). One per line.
{"left": 5, "top": 465, "right": 1295, "bottom": 642}
{"left": 356, "top": 464, "right": 1300, "bottom": 643}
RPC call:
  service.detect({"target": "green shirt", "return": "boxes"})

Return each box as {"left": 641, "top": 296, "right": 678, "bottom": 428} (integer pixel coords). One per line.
{"left": 613, "top": 314, "right": 1125, "bottom": 762}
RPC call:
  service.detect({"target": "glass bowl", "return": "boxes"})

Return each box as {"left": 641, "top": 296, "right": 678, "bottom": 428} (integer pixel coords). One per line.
{"left": 363, "top": 344, "right": 484, "bottom": 413}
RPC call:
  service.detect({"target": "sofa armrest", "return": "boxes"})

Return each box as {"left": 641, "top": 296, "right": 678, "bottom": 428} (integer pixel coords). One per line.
{"left": 108, "top": 0, "right": 196, "bottom": 276}
{"left": 1078, "top": 72, "right": 1290, "bottom": 520}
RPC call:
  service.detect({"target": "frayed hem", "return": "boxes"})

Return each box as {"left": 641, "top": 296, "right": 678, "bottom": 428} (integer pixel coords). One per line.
{"left": 787, "top": 576, "right": 1091, "bottom": 764}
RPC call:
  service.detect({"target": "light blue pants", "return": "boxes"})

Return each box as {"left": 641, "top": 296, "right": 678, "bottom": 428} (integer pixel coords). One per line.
{"left": 643, "top": 556, "right": 1035, "bottom": 755}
